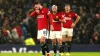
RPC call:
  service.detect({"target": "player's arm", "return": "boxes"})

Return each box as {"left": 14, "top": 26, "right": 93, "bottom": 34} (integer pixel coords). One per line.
{"left": 30, "top": 4, "right": 41, "bottom": 17}
{"left": 30, "top": 6, "right": 40, "bottom": 17}
{"left": 30, "top": 11, "right": 36, "bottom": 17}
{"left": 74, "top": 15, "right": 80, "bottom": 25}
{"left": 72, "top": 12, "right": 80, "bottom": 28}
{"left": 58, "top": 12, "right": 66, "bottom": 23}
{"left": 47, "top": 10, "right": 54, "bottom": 31}
{"left": 59, "top": 18, "right": 66, "bottom": 23}
{"left": 30, "top": 10, "right": 39, "bottom": 17}
{"left": 48, "top": 13, "right": 54, "bottom": 31}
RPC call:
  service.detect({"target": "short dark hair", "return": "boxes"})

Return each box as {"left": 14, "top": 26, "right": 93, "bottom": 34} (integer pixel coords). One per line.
{"left": 34, "top": 0, "right": 43, "bottom": 5}
{"left": 65, "top": 3, "right": 70, "bottom": 6}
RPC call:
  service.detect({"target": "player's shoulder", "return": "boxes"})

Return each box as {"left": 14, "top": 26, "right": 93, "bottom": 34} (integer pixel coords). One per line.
{"left": 42, "top": 7, "right": 49, "bottom": 10}
{"left": 59, "top": 11, "right": 65, "bottom": 14}
{"left": 70, "top": 11, "right": 76, "bottom": 14}
{"left": 58, "top": 12, "right": 65, "bottom": 15}
{"left": 56, "top": 12, "right": 60, "bottom": 15}
{"left": 70, "top": 11, "right": 78, "bottom": 16}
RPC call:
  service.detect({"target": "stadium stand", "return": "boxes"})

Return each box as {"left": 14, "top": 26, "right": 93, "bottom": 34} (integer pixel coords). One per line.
{"left": 0, "top": 0, "right": 100, "bottom": 44}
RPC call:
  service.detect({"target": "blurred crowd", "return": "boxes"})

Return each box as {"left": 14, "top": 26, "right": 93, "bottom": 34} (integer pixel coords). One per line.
{"left": 0, "top": 0, "right": 100, "bottom": 44}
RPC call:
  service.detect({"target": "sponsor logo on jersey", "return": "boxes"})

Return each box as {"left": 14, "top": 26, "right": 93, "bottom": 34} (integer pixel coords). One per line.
{"left": 37, "top": 15, "right": 44, "bottom": 18}
{"left": 62, "top": 14, "right": 65, "bottom": 18}
{"left": 56, "top": 16, "right": 58, "bottom": 18}
{"left": 64, "top": 17, "right": 71, "bottom": 20}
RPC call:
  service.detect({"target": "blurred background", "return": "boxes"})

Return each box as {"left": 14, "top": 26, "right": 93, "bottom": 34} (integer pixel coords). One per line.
{"left": 0, "top": 0, "right": 100, "bottom": 44}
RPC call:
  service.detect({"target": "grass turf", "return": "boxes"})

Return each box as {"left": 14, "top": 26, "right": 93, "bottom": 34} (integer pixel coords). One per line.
{"left": 0, "top": 52, "right": 100, "bottom": 56}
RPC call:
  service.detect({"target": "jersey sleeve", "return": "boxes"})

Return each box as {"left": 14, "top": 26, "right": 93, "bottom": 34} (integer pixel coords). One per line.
{"left": 72, "top": 12, "right": 78, "bottom": 19}
{"left": 58, "top": 12, "right": 64, "bottom": 20}
{"left": 30, "top": 11, "right": 37, "bottom": 17}
{"left": 46, "top": 8, "right": 53, "bottom": 25}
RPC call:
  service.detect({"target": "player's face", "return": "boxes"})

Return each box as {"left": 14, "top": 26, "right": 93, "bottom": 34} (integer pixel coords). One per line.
{"left": 34, "top": 4, "right": 41, "bottom": 10}
{"left": 65, "top": 5, "right": 70, "bottom": 13}
{"left": 52, "top": 6, "right": 57, "bottom": 12}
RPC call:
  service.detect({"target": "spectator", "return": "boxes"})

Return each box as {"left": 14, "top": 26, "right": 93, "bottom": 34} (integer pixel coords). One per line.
{"left": 0, "top": 0, "right": 100, "bottom": 44}
{"left": 2, "top": 18, "right": 12, "bottom": 43}
{"left": 90, "top": 32, "right": 100, "bottom": 44}
{"left": 11, "top": 23, "right": 24, "bottom": 44}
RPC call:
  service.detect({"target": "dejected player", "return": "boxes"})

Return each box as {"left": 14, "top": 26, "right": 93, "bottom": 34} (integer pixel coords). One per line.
{"left": 60, "top": 4, "right": 80, "bottom": 56}
{"left": 30, "top": 1, "right": 53, "bottom": 56}
{"left": 50, "top": 5, "right": 62, "bottom": 56}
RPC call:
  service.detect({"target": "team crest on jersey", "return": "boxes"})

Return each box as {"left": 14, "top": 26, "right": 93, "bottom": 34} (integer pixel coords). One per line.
{"left": 56, "top": 16, "right": 58, "bottom": 18}
{"left": 69, "top": 14, "right": 71, "bottom": 17}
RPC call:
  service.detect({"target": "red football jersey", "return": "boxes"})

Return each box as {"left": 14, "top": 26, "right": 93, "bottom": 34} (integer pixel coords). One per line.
{"left": 60, "top": 12, "right": 78, "bottom": 28}
{"left": 30, "top": 7, "right": 53, "bottom": 30}
{"left": 51, "top": 13, "right": 61, "bottom": 31}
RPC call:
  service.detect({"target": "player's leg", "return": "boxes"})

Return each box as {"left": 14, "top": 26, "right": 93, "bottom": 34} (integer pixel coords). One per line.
{"left": 66, "top": 36, "right": 72, "bottom": 54}
{"left": 44, "top": 29, "right": 50, "bottom": 56}
{"left": 38, "top": 29, "right": 50, "bottom": 56}
{"left": 40, "top": 37, "right": 46, "bottom": 56}
{"left": 61, "top": 28, "right": 68, "bottom": 54}
{"left": 38, "top": 30, "right": 46, "bottom": 56}
{"left": 62, "top": 35, "right": 66, "bottom": 52}
{"left": 40, "top": 37, "right": 50, "bottom": 56}
{"left": 66, "top": 28, "right": 73, "bottom": 55}
{"left": 50, "top": 31, "right": 57, "bottom": 56}
{"left": 52, "top": 39, "right": 57, "bottom": 56}
{"left": 55, "top": 31, "right": 62, "bottom": 55}
{"left": 61, "top": 34, "right": 67, "bottom": 56}
{"left": 57, "top": 38, "right": 63, "bottom": 56}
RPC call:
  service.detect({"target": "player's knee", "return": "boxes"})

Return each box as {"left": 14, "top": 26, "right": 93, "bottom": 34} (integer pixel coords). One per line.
{"left": 40, "top": 40, "right": 45, "bottom": 44}
{"left": 67, "top": 36, "right": 72, "bottom": 41}
{"left": 52, "top": 39, "right": 56, "bottom": 45}
{"left": 62, "top": 35, "right": 67, "bottom": 42}
{"left": 57, "top": 38, "right": 62, "bottom": 44}
{"left": 40, "top": 37, "right": 46, "bottom": 44}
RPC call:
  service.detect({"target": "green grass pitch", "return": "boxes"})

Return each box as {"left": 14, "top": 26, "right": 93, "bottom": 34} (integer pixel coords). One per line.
{"left": 0, "top": 52, "right": 100, "bottom": 56}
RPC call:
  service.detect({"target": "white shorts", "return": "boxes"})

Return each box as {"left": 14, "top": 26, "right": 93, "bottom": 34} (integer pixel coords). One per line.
{"left": 50, "top": 31, "right": 62, "bottom": 39}
{"left": 61, "top": 27, "right": 73, "bottom": 36}
{"left": 37, "top": 29, "right": 49, "bottom": 39}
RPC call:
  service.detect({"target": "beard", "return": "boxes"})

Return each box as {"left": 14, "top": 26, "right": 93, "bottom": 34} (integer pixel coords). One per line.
{"left": 53, "top": 10, "right": 57, "bottom": 13}
{"left": 65, "top": 9, "right": 70, "bottom": 13}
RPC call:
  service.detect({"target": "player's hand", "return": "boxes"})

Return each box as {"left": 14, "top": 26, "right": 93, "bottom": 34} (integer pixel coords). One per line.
{"left": 60, "top": 19, "right": 66, "bottom": 23}
{"left": 40, "top": 37, "right": 46, "bottom": 43}
{"left": 35, "top": 10, "right": 40, "bottom": 14}
{"left": 50, "top": 25, "right": 54, "bottom": 31}
{"left": 71, "top": 23, "right": 76, "bottom": 28}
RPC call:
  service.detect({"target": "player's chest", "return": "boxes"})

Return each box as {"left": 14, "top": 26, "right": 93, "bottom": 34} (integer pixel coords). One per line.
{"left": 52, "top": 14, "right": 59, "bottom": 18}
{"left": 37, "top": 11, "right": 46, "bottom": 18}
{"left": 62, "top": 13, "right": 72, "bottom": 20}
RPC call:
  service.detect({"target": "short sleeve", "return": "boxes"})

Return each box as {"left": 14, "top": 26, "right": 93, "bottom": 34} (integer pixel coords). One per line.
{"left": 46, "top": 8, "right": 51, "bottom": 15}
{"left": 72, "top": 12, "right": 78, "bottom": 19}
{"left": 58, "top": 12, "right": 65, "bottom": 20}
